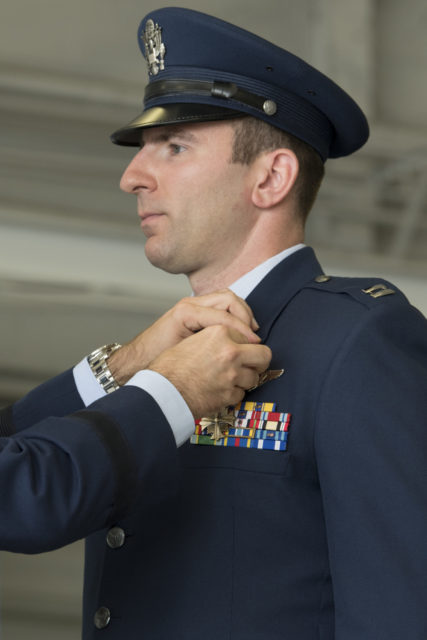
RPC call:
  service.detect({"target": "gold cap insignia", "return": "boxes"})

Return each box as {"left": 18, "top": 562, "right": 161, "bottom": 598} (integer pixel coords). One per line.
{"left": 141, "top": 19, "right": 166, "bottom": 76}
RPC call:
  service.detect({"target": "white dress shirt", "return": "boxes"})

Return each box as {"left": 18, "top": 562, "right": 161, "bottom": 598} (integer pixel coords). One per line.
{"left": 73, "top": 244, "right": 304, "bottom": 446}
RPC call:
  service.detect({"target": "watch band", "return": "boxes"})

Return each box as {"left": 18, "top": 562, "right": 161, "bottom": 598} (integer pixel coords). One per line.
{"left": 87, "top": 343, "right": 122, "bottom": 394}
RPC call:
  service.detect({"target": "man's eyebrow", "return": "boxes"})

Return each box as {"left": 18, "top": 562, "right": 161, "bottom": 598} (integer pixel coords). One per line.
{"left": 141, "top": 127, "right": 197, "bottom": 145}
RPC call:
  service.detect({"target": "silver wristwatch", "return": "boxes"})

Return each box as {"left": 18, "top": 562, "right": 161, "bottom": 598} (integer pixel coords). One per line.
{"left": 87, "top": 343, "right": 122, "bottom": 393}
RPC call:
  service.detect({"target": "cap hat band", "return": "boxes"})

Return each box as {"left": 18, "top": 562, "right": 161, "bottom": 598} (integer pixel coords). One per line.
{"left": 145, "top": 79, "right": 276, "bottom": 115}
{"left": 142, "top": 75, "right": 334, "bottom": 160}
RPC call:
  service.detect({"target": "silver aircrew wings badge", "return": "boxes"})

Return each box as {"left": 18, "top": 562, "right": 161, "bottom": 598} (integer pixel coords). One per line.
{"left": 247, "top": 368, "right": 284, "bottom": 391}
{"left": 141, "top": 19, "right": 166, "bottom": 75}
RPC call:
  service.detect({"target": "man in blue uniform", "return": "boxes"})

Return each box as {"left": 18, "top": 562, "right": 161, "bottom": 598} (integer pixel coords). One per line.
{"left": 3, "top": 7, "right": 427, "bottom": 639}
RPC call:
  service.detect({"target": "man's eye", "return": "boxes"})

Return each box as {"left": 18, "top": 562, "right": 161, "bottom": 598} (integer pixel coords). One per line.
{"left": 169, "top": 143, "right": 185, "bottom": 154}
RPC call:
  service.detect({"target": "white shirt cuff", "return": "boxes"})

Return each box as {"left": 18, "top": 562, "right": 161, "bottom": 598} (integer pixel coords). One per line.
{"left": 126, "top": 370, "right": 194, "bottom": 447}
{"left": 73, "top": 357, "right": 107, "bottom": 405}
{"left": 73, "top": 359, "right": 194, "bottom": 447}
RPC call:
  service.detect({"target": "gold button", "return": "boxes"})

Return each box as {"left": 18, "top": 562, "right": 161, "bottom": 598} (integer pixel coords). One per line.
{"left": 314, "top": 275, "right": 331, "bottom": 283}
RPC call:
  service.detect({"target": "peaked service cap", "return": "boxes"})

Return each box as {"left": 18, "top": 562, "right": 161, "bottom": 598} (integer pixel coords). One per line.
{"left": 111, "top": 7, "right": 369, "bottom": 161}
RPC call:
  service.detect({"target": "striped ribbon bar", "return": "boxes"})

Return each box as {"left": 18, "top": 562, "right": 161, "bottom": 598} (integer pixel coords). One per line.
{"left": 227, "top": 427, "right": 288, "bottom": 441}
{"left": 235, "top": 401, "right": 276, "bottom": 412}
{"left": 190, "top": 434, "right": 287, "bottom": 451}
{"left": 234, "top": 414, "right": 291, "bottom": 432}
{"left": 193, "top": 424, "right": 288, "bottom": 440}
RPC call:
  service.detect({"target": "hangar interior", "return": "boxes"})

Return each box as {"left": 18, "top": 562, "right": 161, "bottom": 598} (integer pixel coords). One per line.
{"left": 0, "top": 0, "right": 426, "bottom": 637}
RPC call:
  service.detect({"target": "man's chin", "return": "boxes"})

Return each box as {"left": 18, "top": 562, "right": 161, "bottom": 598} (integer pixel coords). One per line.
{"left": 145, "top": 247, "right": 187, "bottom": 275}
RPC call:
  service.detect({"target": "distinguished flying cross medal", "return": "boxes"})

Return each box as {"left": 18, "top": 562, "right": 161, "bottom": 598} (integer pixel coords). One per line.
{"left": 192, "top": 369, "right": 291, "bottom": 452}
{"left": 199, "top": 407, "right": 236, "bottom": 441}
{"left": 141, "top": 19, "right": 166, "bottom": 75}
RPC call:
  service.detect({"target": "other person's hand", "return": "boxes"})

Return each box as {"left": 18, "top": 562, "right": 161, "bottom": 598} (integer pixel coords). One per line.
{"left": 109, "top": 290, "right": 261, "bottom": 384}
{"left": 148, "top": 325, "right": 272, "bottom": 419}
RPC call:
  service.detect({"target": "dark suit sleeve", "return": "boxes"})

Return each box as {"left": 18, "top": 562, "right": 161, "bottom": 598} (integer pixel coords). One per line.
{"left": 1, "top": 368, "right": 86, "bottom": 436}
{"left": 315, "top": 301, "right": 427, "bottom": 639}
{"left": 0, "top": 373, "right": 179, "bottom": 554}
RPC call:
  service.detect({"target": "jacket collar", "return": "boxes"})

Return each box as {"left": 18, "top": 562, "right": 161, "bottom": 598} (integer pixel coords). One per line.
{"left": 245, "top": 246, "right": 323, "bottom": 344}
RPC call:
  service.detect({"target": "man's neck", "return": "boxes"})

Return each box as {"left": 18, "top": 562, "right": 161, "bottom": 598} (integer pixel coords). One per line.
{"left": 189, "top": 218, "right": 304, "bottom": 295}
{"left": 189, "top": 242, "right": 305, "bottom": 296}
{"left": 189, "top": 256, "right": 263, "bottom": 296}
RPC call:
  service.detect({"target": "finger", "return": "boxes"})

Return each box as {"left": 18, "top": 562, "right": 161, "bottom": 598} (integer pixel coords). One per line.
{"left": 183, "top": 307, "right": 260, "bottom": 343}
{"left": 237, "top": 344, "right": 273, "bottom": 372}
{"left": 192, "top": 290, "right": 260, "bottom": 330}
{"left": 225, "top": 387, "right": 246, "bottom": 409}
{"left": 226, "top": 327, "right": 252, "bottom": 345}
{"left": 233, "top": 368, "right": 261, "bottom": 391}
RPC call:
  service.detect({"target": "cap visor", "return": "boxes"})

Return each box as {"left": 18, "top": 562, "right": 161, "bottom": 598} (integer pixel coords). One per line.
{"left": 111, "top": 104, "right": 243, "bottom": 146}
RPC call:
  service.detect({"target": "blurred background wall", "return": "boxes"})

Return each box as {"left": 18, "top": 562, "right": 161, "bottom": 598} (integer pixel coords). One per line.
{"left": 0, "top": 0, "right": 426, "bottom": 637}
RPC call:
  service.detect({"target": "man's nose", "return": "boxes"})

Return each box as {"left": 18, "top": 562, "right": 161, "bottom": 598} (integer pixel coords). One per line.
{"left": 120, "top": 148, "right": 156, "bottom": 194}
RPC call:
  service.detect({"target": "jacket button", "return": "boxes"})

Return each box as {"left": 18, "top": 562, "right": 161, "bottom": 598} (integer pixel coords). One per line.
{"left": 106, "top": 527, "right": 126, "bottom": 549}
{"left": 94, "top": 606, "right": 111, "bottom": 629}
{"left": 314, "top": 274, "right": 331, "bottom": 283}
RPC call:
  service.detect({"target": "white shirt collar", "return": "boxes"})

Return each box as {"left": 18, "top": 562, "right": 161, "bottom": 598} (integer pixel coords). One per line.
{"left": 228, "top": 244, "right": 305, "bottom": 300}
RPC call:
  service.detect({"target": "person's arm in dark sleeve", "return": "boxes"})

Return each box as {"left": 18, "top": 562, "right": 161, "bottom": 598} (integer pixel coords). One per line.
{"left": 0, "top": 310, "right": 271, "bottom": 554}
{"left": 0, "top": 385, "right": 179, "bottom": 554}
{"left": 0, "top": 368, "right": 84, "bottom": 436}
{"left": 315, "top": 301, "right": 427, "bottom": 640}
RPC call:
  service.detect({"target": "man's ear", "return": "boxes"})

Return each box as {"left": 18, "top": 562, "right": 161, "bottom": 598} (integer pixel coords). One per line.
{"left": 251, "top": 149, "right": 299, "bottom": 209}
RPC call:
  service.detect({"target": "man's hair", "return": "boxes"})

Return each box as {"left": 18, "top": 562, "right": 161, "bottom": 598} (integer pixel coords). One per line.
{"left": 231, "top": 117, "right": 325, "bottom": 222}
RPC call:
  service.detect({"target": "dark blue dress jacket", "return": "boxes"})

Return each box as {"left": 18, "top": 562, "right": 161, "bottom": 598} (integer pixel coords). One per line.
{"left": 2, "top": 247, "right": 427, "bottom": 639}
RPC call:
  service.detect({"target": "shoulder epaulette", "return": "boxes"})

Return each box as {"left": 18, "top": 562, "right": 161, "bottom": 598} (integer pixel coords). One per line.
{"left": 304, "top": 273, "right": 409, "bottom": 309}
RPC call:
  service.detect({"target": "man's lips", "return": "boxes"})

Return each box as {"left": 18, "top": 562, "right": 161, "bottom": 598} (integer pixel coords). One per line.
{"left": 138, "top": 212, "right": 165, "bottom": 225}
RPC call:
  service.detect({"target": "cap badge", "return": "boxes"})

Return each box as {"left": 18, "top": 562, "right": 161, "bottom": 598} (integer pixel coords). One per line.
{"left": 141, "top": 19, "right": 166, "bottom": 76}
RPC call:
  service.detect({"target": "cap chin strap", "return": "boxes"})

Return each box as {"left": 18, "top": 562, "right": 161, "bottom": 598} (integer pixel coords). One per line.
{"left": 144, "top": 79, "right": 277, "bottom": 116}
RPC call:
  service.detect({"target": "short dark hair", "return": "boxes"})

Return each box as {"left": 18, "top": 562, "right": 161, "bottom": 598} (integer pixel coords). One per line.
{"left": 231, "top": 117, "right": 325, "bottom": 222}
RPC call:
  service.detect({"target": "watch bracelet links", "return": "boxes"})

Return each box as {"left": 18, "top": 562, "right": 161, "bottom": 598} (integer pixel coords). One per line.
{"left": 87, "top": 343, "right": 123, "bottom": 393}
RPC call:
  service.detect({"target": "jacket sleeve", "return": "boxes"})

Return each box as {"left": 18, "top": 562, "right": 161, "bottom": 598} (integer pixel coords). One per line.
{"left": 0, "top": 368, "right": 86, "bottom": 436}
{"left": 0, "top": 379, "right": 179, "bottom": 554}
{"left": 315, "top": 301, "right": 427, "bottom": 639}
